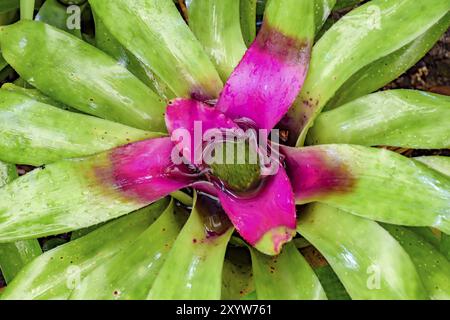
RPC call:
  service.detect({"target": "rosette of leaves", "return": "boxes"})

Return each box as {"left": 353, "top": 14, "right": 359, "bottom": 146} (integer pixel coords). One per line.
{"left": 0, "top": 0, "right": 449, "bottom": 300}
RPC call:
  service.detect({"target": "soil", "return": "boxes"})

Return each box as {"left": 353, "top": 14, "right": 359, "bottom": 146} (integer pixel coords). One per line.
{"left": 384, "top": 30, "right": 450, "bottom": 95}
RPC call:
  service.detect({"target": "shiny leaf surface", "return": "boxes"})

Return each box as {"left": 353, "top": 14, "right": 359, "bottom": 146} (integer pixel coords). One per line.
{"left": 70, "top": 201, "right": 185, "bottom": 300}
{"left": 89, "top": 0, "right": 223, "bottom": 100}
{"left": 1, "top": 199, "right": 169, "bottom": 300}
{"left": 297, "top": 203, "right": 427, "bottom": 299}
{"left": 250, "top": 242, "right": 326, "bottom": 300}
{"left": 0, "top": 90, "right": 161, "bottom": 166}
{"left": 0, "top": 21, "right": 166, "bottom": 131}
{"left": 307, "top": 90, "right": 450, "bottom": 149}
{"left": 148, "top": 193, "right": 233, "bottom": 300}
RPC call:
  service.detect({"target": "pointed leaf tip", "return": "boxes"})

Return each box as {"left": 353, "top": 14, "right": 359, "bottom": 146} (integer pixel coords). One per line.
{"left": 254, "top": 226, "right": 296, "bottom": 256}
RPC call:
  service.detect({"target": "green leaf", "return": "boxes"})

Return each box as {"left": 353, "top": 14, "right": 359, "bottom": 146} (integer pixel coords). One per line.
{"left": 0, "top": 161, "right": 41, "bottom": 284}
{"left": 0, "top": 10, "right": 18, "bottom": 26}
{"left": 0, "top": 150, "right": 150, "bottom": 242}
{"left": 288, "top": 145, "right": 450, "bottom": 234}
{"left": 286, "top": 0, "right": 450, "bottom": 145}
{"left": 314, "top": 0, "right": 336, "bottom": 33}
{"left": 70, "top": 223, "right": 105, "bottom": 241}
{"left": 2, "top": 83, "right": 74, "bottom": 111}
{"left": 0, "top": 20, "right": 167, "bottom": 131}
{"left": 0, "top": 0, "right": 19, "bottom": 13}
{"left": 70, "top": 200, "right": 185, "bottom": 299}
{"left": 89, "top": 0, "right": 223, "bottom": 100}
{"left": 306, "top": 90, "right": 450, "bottom": 149}
{"left": 334, "top": 0, "right": 363, "bottom": 10}
{"left": 148, "top": 193, "right": 233, "bottom": 300}
{"left": 221, "top": 247, "right": 254, "bottom": 300}
{"left": 408, "top": 227, "right": 440, "bottom": 250}
{"left": 326, "top": 15, "right": 450, "bottom": 109}
{"left": 297, "top": 203, "right": 428, "bottom": 300}
{"left": 241, "top": 290, "right": 257, "bottom": 300}
{"left": 35, "top": 0, "right": 83, "bottom": 37}
{"left": 264, "top": 0, "right": 315, "bottom": 39}
{"left": 313, "top": 265, "right": 350, "bottom": 300}
{"left": 0, "top": 161, "right": 17, "bottom": 186}
{"left": 189, "top": 0, "right": 246, "bottom": 80}
{"left": 0, "top": 55, "right": 7, "bottom": 71}
{"left": 0, "top": 90, "right": 161, "bottom": 166}
{"left": 170, "top": 190, "right": 194, "bottom": 207}
{"left": 414, "top": 156, "right": 450, "bottom": 259}
{"left": 382, "top": 224, "right": 450, "bottom": 300}
{"left": 239, "top": 0, "right": 257, "bottom": 46}
{"left": 12, "top": 77, "right": 31, "bottom": 88}
{"left": 442, "top": 234, "right": 450, "bottom": 261}
{"left": 256, "top": 0, "right": 266, "bottom": 15}
{"left": 20, "top": 0, "right": 34, "bottom": 20}
{"left": 0, "top": 239, "right": 42, "bottom": 284}
{"left": 250, "top": 242, "right": 326, "bottom": 300}
{"left": 93, "top": 14, "right": 175, "bottom": 99}
{"left": 0, "top": 199, "right": 169, "bottom": 300}
{"left": 415, "top": 156, "right": 450, "bottom": 177}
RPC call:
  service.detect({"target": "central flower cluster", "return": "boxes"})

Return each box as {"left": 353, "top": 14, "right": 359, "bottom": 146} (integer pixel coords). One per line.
{"left": 169, "top": 119, "right": 283, "bottom": 194}
{"left": 160, "top": 98, "right": 297, "bottom": 255}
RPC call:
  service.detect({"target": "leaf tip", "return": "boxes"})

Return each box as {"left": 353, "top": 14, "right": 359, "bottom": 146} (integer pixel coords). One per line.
{"left": 253, "top": 226, "right": 296, "bottom": 256}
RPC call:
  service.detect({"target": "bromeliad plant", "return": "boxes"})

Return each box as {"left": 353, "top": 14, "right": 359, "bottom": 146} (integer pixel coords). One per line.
{"left": 0, "top": 0, "right": 449, "bottom": 300}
